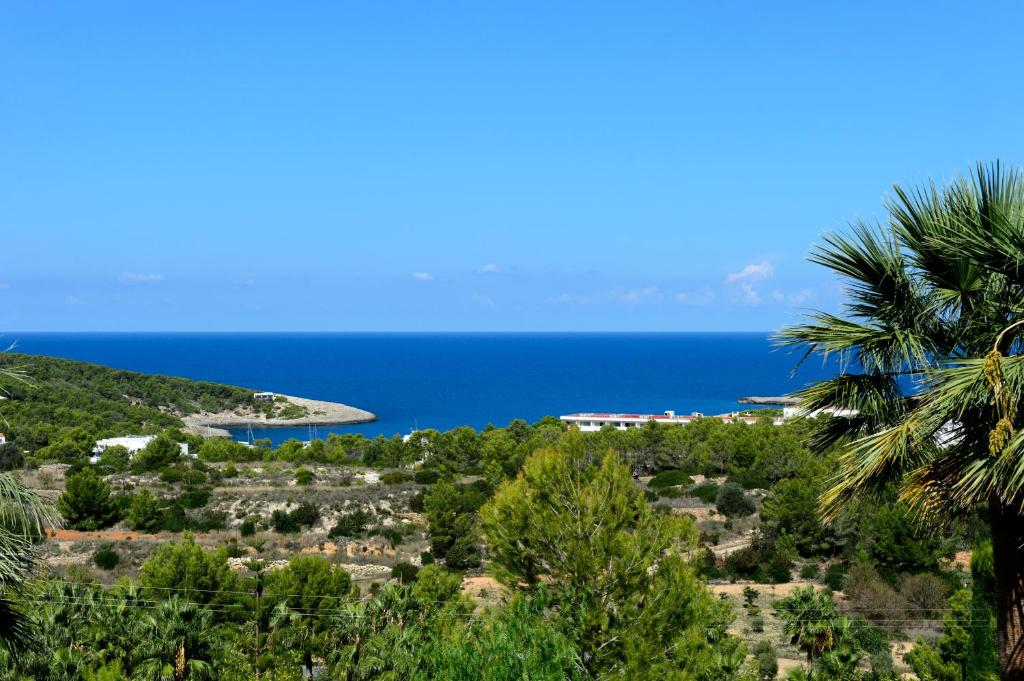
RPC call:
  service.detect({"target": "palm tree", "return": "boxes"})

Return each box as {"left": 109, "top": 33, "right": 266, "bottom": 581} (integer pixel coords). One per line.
{"left": 133, "top": 597, "right": 218, "bottom": 681}
{"left": 0, "top": 471, "right": 60, "bottom": 659}
{"left": 269, "top": 600, "right": 324, "bottom": 679}
{"left": 779, "top": 161, "right": 1024, "bottom": 679}
{"left": 774, "top": 587, "right": 844, "bottom": 669}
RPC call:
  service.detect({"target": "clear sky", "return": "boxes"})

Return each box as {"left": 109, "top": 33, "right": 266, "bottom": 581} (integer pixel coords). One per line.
{"left": 2, "top": 1, "right": 1022, "bottom": 332}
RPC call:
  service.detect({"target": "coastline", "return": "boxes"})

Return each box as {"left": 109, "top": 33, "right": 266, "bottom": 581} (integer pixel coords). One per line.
{"left": 183, "top": 394, "right": 377, "bottom": 438}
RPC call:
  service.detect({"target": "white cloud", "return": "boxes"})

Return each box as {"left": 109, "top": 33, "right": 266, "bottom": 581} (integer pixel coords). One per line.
{"left": 411, "top": 272, "right": 433, "bottom": 282}
{"left": 673, "top": 288, "right": 715, "bottom": 305}
{"left": 477, "top": 263, "right": 502, "bottom": 274}
{"left": 546, "top": 286, "right": 662, "bottom": 305}
{"left": 119, "top": 272, "right": 164, "bottom": 284}
{"left": 727, "top": 261, "right": 774, "bottom": 283}
{"left": 739, "top": 283, "right": 761, "bottom": 304}
{"left": 772, "top": 288, "right": 814, "bottom": 305}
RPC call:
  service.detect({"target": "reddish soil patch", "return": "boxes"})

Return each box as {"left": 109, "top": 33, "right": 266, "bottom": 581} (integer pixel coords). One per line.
{"left": 46, "top": 529, "right": 215, "bottom": 542}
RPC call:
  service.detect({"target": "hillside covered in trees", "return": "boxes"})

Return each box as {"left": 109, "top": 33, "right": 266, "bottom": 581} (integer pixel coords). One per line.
{"left": 0, "top": 352, "right": 253, "bottom": 455}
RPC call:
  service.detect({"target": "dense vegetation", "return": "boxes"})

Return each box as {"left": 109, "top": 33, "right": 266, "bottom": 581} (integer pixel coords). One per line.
{"left": 0, "top": 353, "right": 254, "bottom": 457}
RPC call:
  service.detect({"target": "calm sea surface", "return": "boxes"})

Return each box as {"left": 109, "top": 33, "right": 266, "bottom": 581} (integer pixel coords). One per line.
{"left": 8, "top": 333, "right": 836, "bottom": 444}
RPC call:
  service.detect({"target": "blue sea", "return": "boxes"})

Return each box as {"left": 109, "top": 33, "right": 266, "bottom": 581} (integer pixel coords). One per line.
{"left": 8, "top": 333, "right": 836, "bottom": 444}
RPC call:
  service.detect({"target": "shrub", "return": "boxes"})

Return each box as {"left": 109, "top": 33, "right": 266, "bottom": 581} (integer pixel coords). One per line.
{"left": 824, "top": 563, "right": 847, "bottom": 591}
{"left": 239, "top": 515, "right": 260, "bottom": 537}
{"left": 420, "top": 551, "right": 435, "bottom": 565}
{"left": 752, "top": 640, "right": 776, "bottom": 679}
{"left": 295, "top": 467, "right": 314, "bottom": 486}
{"left": 57, "top": 468, "right": 120, "bottom": 531}
{"left": 800, "top": 563, "right": 820, "bottom": 580}
{"left": 414, "top": 469, "right": 440, "bottom": 485}
{"left": 178, "top": 486, "right": 212, "bottom": 509}
{"left": 899, "top": 573, "right": 949, "bottom": 618}
{"left": 128, "top": 490, "right": 164, "bottom": 533}
{"left": 0, "top": 442, "right": 25, "bottom": 471}
{"left": 749, "top": 616, "right": 765, "bottom": 634}
{"left": 159, "top": 467, "right": 185, "bottom": 484}
{"left": 408, "top": 490, "right": 426, "bottom": 513}
{"left": 715, "top": 482, "right": 755, "bottom": 518}
{"left": 742, "top": 586, "right": 760, "bottom": 607}
{"left": 658, "top": 486, "right": 684, "bottom": 499}
{"left": 445, "top": 534, "right": 481, "bottom": 569}
{"left": 381, "top": 471, "right": 414, "bottom": 485}
{"left": 223, "top": 462, "right": 239, "bottom": 478}
{"left": 270, "top": 509, "right": 297, "bottom": 533}
{"left": 271, "top": 503, "right": 319, "bottom": 533}
{"left": 289, "top": 502, "right": 320, "bottom": 527}
{"left": 391, "top": 561, "right": 420, "bottom": 584}
{"left": 328, "top": 509, "right": 372, "bottom": 538}
{"left": 648, "top": 470, "right": 693, "bottom": 489}
{"left": 133, "top": 435, "right": 182, "bottom": 472}
{"left": 191, "top": 510, "right": 228, "bottom": 531}
{"left": 181, "top": 469, "right": 207, "bottom": 485}
{"left": 844, "top": 560, "right": 909, "bottom": 622}
{"left": 93, "top": 544, "right": 120, "bottom": 570}
{"left": 690, "top": 482, "right": 719, "bottom": 503}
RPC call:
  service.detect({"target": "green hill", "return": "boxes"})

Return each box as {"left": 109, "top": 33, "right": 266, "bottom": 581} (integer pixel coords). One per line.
{"left": 0, "top": 353, "right": 253, "bottom": 456}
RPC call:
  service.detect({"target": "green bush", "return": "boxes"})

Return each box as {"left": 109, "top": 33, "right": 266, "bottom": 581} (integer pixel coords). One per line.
{"left": 0, "top": 443, "right": 25, "bottom": 471}
{"left": 824, "top": 563, "right": 847, "bottom": 591}
{"left": 648, "top": 470, "right": 693, "bottom": 489}
{"left": 715, "top": 482, "right": 755, "bottom": 517}
{"left": 178, "top": 486, "right": 212, "bottom": 509}
{"left": 295, "top": 467, "right": 314, "bottom": 486}
{"left": 690, "top": 482, "right": 719, "bottom": 503}
{"left": 239, "top": 515, "right": 260, "bottom": 537}
{"left": 445, "top": 534, "right": 481, "bottom": 569}
{"left": 381, "top": 471, "right": 414, "bottom": 485}
{"left": 391, "top": 561, "right": 420, "bottom": 584}
{"left": 270, "top": 509, "right": 299, "bottom": 533}
{"left": 93, "top": 544, "right": 120, "bottom": 570}
{"left": 181, "top": 469, "right": 207, "bottom": 485}
{"left": 57, "top": 468, "right": 120, "bottom": 531}
{"left": 271, "top": 503, "right": 320, "bottom": 533}
{"left": 800, "top": 563, "right": 820, "bottom": 580}
{"left": 159, "top": 467, "right": 185, "bottom": 484}
{"left": 329, "top": 509, "right": 372, "bottom": 539}
{"left": 414, "top": 469, "right": 440, "bottom": 485}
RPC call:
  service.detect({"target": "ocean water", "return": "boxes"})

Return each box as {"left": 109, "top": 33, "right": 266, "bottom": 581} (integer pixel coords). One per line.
{"left": 8, "top": 333, "right": 836, "bottom": 444}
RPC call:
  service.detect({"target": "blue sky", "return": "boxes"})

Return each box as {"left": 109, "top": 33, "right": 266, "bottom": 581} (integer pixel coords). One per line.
{"left": 2, "top": 1, "right": 1022, "bottom": 332}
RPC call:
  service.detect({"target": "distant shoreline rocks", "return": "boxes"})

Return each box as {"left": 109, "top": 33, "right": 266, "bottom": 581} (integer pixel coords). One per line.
{"left": 183, "top": 394, "right": 376, "bottom": 438}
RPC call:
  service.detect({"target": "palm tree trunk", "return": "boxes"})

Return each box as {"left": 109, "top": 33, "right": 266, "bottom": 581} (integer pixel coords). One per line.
{"left": 990, "top": 498, "right": 1024, "bottom": 679}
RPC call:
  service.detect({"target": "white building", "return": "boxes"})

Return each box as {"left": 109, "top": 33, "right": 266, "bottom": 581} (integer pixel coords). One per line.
{"left": 253, "top": 392, "right": 276, "bottom": 402}
{"left": 781, "top": 405, "right": 859, "bottom": 420}
{"left": 91, "top": 435, "right": 190, "bottom": 463}
{"left": 560, "top": 410, "right": 783, "bottom": 432}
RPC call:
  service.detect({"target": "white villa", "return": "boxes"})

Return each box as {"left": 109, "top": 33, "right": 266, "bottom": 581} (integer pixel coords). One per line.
{"left": 253, "top": 391, "right": 276, "bottom": 401}
{"left": 90, "top": 435, "right": 190, "bottom": 463}
{"left": 560, "top": 410, "right": 785, "bottom": 432}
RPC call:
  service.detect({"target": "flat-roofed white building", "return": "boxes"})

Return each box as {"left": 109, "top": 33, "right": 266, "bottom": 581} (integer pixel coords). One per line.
{"left": 560, "top": 410, "right": 782, "bottom": 432}
{"left": 91, "top": 435, "right": 190, "bottom": 463}
{"left": 253, "top": 391, "right": 276, "bottom": 401}
{"left": 781, "top": 405, "right": 859, "bottom": 420}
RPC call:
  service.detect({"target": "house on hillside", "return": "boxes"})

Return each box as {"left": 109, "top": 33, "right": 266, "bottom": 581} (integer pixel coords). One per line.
{"left": 90, "top": 435, "right": 190, "bottom": 463}
{"left": 253, "top": 391, "right": 275, "bottom": 402}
